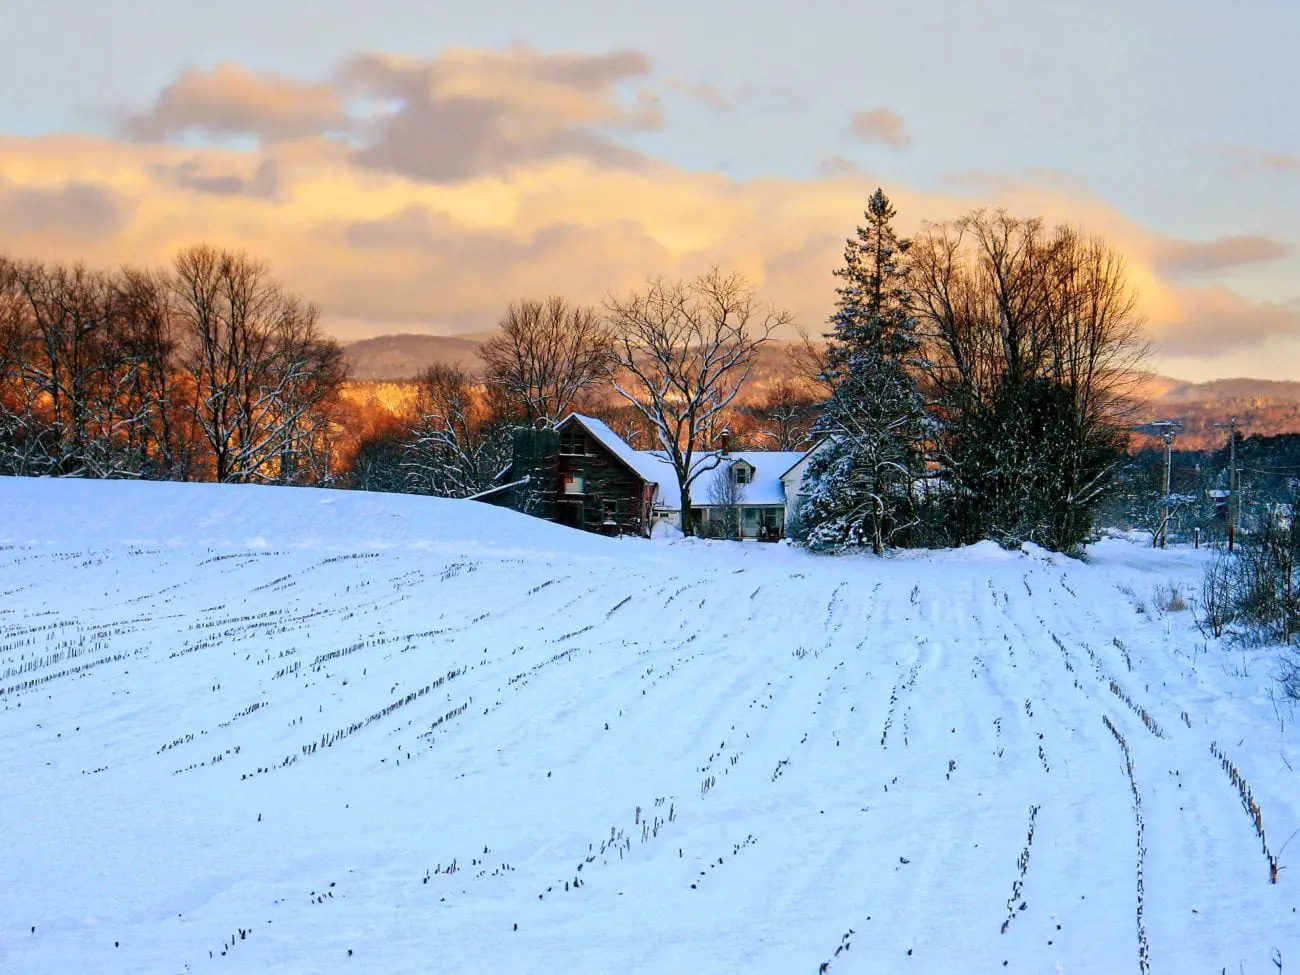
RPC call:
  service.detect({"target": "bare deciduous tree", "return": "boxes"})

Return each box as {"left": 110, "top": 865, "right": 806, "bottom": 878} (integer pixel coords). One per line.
{"left": 705, "top": 462, "right": 747, "bottom": 539}
{"left": 403, "top": 363, "right": 510, "bottom": 498}
{"left": 746, "top": 381, "right": 817, "bottom": 451}
{"left": 908, "top": 211, "right": 1149, "bottom": 550}
{"left": 264, "top": 301, "right": 347, "bottom": 485}
{"left": 0, "top": 257, "right": 37, "bottom": 474}
{"left": 111, "top": 266, "right": 191, "bottom": 479}
{"left": 4, "top": 259, "right": 164, "bottom": 477}
{"left": 790, "top": 327, "right": 833, "bottom": 398}
{"left": 172, "top": 245, "right": 345, "bottom": 483}
{"left": 606, "top": 268, "right": 789, "bottom": 535}
{"left": 479, "top": 296, "right": 612, "bottom": 428}
{"left": 0, "top": 246, "right": 342, "bottom": 485}
{"left": 911, "top": 211, "right": 1148, "bottom": 421}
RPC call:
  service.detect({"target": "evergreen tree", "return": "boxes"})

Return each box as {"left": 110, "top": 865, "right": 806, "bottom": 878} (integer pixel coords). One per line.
{"left": 948, "top": 374, "right": 1122, "bottom": 552}
{"left": 800, "top": 189, "right": 923, "bottom": 554}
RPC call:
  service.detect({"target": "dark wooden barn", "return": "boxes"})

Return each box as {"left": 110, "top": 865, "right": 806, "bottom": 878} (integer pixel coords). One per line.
{"left": 472, "top": 416, "right": 656, "bottom": 538}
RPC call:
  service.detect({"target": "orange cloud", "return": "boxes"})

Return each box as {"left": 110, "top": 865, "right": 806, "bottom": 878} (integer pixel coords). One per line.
{"left": 0, "top": 177, "right": 128, "bottom": 239}
{"left": 1144, "top": 287, "right": 1300, "bottom": 356}
{"left": 123, "top": 62, "right": 346, "bottom": 142}
{"left": 1, "top": 50, "right": 1296, "bottom": 383}
{"left": 850, "top": 108, "right": 909, "bottom": 147}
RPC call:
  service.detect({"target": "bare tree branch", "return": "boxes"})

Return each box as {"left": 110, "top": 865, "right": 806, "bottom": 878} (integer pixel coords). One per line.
{"left": 479, "top": 296, "right": 612, "bottom": 428}
{"left": 172, "top": 245, "right": 346, "bottom": 483}
{"left": 402, "top": 363, "right": 511, "bottom": 498}
{"left": 605, "top": 267, "right": 788, "bottom": 535}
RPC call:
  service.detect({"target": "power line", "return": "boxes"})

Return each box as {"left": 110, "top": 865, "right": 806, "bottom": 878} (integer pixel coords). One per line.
{"left": 1238, "top": 466, "right": 1300, "bottom": 476}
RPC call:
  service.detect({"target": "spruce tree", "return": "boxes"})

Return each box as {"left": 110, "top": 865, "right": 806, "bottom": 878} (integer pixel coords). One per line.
{"left": 800, "top": 189, "right": 922, "bottom": 554}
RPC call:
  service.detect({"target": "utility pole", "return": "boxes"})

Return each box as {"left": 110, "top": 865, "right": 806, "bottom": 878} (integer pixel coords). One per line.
{"left": 1213, "top": 416, "right": 1239, "bottom": 552}
{"left": 1161, "top": 430, "right": 1173, "bottom": 548}
{"left": 1150, "top": 420, "right": 1181, "bottom": 548}
{"left": 1229, "top": 417, "right": 1238, "bottom": 553}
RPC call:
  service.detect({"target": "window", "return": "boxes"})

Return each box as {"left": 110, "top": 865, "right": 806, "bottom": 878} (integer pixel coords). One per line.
{"left": 733, "top": 463, "right": 752, "bottom": 485}
{"left": 560, "top": 427, "right": 586, "bottom": 456}
{"left": 602, "top": 501, "right": 618, "bottom": 525}
{"left": 563, "top": 475, "right": 585, "bottom": 495}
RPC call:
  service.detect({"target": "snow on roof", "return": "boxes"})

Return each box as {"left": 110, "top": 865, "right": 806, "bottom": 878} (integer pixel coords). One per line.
{"left": 779, "top": 438, "right": 828, "bottom": 480}
{"left": 562, "top": 414, "right": 667, "bottom": 487}
{"left": 634, "top": 450, "right": 805, "bottom": 509}
{"left": 466, "top": 476, "right": 530, "bottom": 502}
{"left": 561, "top": 414, "right": 802, "bottom": 510}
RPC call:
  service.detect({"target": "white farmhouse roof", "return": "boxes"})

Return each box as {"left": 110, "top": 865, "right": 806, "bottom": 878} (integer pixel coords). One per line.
{"left": 559, "top": 414, "right": 803, "bottom": 511}
{"left": 779, "top": 438, "right": 830, "bottom": 480}
{"left": 634, "top": 450, "right": 805, "bottom": 510}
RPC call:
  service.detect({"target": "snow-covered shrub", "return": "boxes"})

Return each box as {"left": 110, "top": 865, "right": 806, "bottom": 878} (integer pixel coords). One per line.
{"left": 1197, "top": 551, "right": 1237, "bottom": 639}
{"left": 784, "top": 506, "right": 812, "bottom": 546}
{"left": 1197, "top": 519, "right": 1300, "bottom": 716}
{"left": 650, "top": 518, "right": 684, "bottom": 542}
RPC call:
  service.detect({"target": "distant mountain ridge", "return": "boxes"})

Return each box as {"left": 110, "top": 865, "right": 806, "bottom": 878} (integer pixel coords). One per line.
{"left": 1151, "top": 377, "right": 1300, "bottom": 403}
{"left": 1129, "top": 377, "right": 1300, "bottom": 450}
{"left": 342, "top": 334, "right": 485, "bottom": 381}
{"left": 341, "top": 333, "right": 812, "bottom": 385}
{"left": 342, "top": 333, "right": 1300, "bottom": 447}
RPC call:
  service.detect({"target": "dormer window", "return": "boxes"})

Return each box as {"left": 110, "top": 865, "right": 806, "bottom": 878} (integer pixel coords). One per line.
{"left": 733, "top": 462, "right": 753, "bottom": 485}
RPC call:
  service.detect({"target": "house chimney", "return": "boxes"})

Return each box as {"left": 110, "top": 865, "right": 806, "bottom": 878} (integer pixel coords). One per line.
{"left": 719, "top": 427, "right": 731, "bottom": 456}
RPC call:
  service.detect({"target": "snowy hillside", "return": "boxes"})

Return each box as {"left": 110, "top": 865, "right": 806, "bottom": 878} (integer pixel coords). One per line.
{"left": 1, "top": 477, "right": 1296, "bottom": 974}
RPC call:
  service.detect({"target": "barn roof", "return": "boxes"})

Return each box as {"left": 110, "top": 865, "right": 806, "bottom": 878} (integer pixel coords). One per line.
{"left": 559, "top": 414, "right": 666, "bottom": 487}
{"left": 559, "top": 414, "right": 804, "bottom": 510}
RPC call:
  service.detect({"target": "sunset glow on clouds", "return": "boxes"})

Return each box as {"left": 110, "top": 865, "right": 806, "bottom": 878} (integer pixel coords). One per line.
{"left": 1, "top": 32, "right": 1296, "bottom": 381}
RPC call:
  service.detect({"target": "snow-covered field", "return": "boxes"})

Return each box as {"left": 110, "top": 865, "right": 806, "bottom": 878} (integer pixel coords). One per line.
{"left": 1, "top": 477, "right": 1297, "bottom": 974}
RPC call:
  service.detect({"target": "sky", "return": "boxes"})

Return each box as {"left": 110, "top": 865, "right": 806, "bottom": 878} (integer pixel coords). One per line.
{"left": 1, "top": 0, "right": 1296, "bottom": 381}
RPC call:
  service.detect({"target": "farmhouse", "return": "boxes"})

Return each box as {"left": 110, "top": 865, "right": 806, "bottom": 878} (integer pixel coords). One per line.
{"left": 472, "top": 413, "right": 815, "bottom": 540}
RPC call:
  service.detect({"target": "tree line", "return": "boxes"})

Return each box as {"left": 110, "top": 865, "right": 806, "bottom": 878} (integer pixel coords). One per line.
{"left": 3, "top": 192, "right": 1152, "bottom": 554}
{"left": 353, "top": 271, "right": 802, "bottom": 523}
{"left": 357, "top": 192, "right": 1147, "bottom": 554}
{"left": 1108, "top": 433, "right": 1300, "bottom": 549}
{"left": 0, "top": 246, "right": 345, "bottom": 483}
{"left": 797, "top": 190, "right": 1148, "bottom": 554}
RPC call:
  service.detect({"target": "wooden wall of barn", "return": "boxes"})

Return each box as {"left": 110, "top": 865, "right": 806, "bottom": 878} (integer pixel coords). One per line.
{"left": 554, "top": 429, "right": 650, "bottom": 537}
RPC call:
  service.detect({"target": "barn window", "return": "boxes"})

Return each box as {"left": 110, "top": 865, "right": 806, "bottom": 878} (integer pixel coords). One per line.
{"left": 560, "top": 427, "right": 586, "bottom": 455}
{"left": 563, "top": 475, "right": 585, "bottom": 495}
